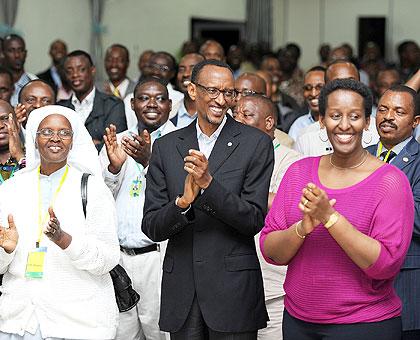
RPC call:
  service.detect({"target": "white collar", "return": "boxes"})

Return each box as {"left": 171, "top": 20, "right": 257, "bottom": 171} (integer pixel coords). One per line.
{"left": 196, "top": 115, "right": 227, "bottom": 141}
{"left": 71, "top": 87, "right": 96, "bottom": 105}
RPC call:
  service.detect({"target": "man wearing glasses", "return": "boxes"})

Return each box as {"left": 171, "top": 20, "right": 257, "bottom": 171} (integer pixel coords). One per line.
{"left": 142, "top": 59, "right": 273, "bottom": 340}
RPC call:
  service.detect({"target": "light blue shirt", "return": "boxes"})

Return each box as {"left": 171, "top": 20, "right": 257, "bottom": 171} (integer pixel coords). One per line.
{"left": 196, "top": 115, "right": 227, "bottom": 159}
{"left": 176, "top": 101, "right": 197, "bottom": 129}
{"left": 50, "top": 65, "right": 62, "bottom": 88}
{"left": 288, "top": 112, "right": 316, "bottom": 141}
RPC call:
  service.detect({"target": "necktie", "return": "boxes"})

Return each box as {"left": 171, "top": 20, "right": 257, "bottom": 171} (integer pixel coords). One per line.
{"left": 380, "top": 150, "right": 397, "bottom": 163}
{"left": 113, "top": 87, "right": 121, "bottom": 98}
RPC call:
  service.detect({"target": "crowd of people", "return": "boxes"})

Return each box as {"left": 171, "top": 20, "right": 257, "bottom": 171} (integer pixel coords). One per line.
{"left": 0, "top": 32, "right": 418, "bottom": 340}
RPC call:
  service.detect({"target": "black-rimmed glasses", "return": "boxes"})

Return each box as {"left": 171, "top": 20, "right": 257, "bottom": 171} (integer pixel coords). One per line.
{"left": 194, "top": 82, "right": 236, "bottom": 100}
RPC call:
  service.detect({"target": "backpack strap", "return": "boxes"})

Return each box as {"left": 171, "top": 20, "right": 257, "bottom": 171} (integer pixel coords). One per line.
{"left": 81, "top": 173, "right": 91, "bottom": 218}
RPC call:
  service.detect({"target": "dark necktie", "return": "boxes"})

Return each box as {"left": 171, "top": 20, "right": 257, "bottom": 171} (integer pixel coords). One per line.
{"left": 380, "top": 150, "right": 397, "bottom": 163}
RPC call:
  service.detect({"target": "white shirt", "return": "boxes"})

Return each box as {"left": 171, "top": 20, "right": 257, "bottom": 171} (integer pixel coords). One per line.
{"left": 71, "top": 87, "right": 96, "bottom": 123}
{"left": 175, "top": 101, "right": 197, "bottom": 129}
{"left": 294, "top": 119, "right": 379, "bottom": 156}
{"left": 288, "top": 111, "right": 316, "bottom": 141}
{"left": 100, "top": 120, "right": 176, "bottom": 248}
{"left": 196, "top": 115, "right": 227, "bottom": 159}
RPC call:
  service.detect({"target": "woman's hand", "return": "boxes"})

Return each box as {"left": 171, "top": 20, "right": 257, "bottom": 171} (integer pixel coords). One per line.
{"left": 0, "top": 214, "right": 18, "bottom": 254}
{"left": 44, "top": 207, "right": 72, "bottom": 249}
{"left": 299, "top": 183, "right": 336, "bottom": 229}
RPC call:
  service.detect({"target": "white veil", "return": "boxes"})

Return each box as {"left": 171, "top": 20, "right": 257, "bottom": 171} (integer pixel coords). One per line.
{"left": 24, "top": 105, "right": 102, "bottom": 176}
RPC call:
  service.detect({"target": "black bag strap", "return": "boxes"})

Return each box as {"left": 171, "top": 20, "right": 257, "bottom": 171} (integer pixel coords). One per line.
{"left": 81, "top": 173, "right": 91, "bottom": 218}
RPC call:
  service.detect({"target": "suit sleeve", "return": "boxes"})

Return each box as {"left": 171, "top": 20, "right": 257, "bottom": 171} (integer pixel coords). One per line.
{"left": 142, "top": 140, "right": 195, "bottom": 242}
{"left": 106, "top": 99, "right": 127, "bottom": 133}
{"left": 194, "top": 134, "right": 274, "bottom": 237}
{"left": 411, "top": 175, "right": 420, "bottom": 238}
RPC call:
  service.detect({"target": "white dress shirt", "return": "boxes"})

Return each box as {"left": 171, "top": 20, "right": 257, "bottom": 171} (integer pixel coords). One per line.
{"left": 109, "top": 78, "right": 130, "bottom": 99}
{"left": 100, "top": 120, "right": 176, "bottom": 248}
{"left": 196, "top": 115, "right": 227, "bottom": 159}
{"left": 288, "top": 111, "right": 316, "bottom": 141}
{"left": 71, "top": 87, "right": 96, "bottom": 123}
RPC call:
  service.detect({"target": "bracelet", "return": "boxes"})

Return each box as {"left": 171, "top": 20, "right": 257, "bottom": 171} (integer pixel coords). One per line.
{"left": 295, "top": 220, "right": 306, "bottom": 239}
{"left": 324, "top": 211, "right": 340, "bottom": 229}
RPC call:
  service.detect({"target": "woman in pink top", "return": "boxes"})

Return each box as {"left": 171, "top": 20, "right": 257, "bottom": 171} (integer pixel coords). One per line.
{"left": 260, "top": 79, "right": 414, "bottom": 340}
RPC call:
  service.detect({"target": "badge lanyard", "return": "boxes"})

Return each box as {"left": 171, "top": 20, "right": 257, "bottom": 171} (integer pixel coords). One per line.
{"left": 36, "top": 165, "right": 69, "bottom": 248}
{"left": 376, "top": 142, "right": 394, "bottom": 163}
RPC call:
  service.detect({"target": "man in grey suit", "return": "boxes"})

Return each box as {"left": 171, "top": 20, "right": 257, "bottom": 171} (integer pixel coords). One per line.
{"left": 366, "top": 85, "right": 420, "bottom": 340}
{"left": 142, "top": 59, "right": 272, "bottom": 339}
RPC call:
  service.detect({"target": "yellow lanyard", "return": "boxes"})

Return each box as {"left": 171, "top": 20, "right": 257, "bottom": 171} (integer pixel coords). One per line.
{"left": 377, "top": 142, "right": 394, "bottom": 163}
{"left": 36, "top": 165, "right": 69, "bottom": 247}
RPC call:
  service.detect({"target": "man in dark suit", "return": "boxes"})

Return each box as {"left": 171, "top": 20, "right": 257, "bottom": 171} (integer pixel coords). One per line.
{"left": 37, "top": 40, "right": 67, "bottom": 93}
{"left": 58, "top": 50, "right": 127, "bottom": 150}
{"left": 366, "top": 85, "right": 420, "bottom": 340}
{"left": 142, "top": 59, "right": 272, "bottom": 339}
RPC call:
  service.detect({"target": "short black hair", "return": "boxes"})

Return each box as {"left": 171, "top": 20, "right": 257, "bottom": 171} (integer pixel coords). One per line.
{"left": 133, "top": 76, "right": 169, "bottom": 98}
{"left": 0, "top": 66, "right": 13, "bottom": 84}
{"left": 18, "top": 79, "right": 56, "bottom": 103}
{"left": 191, "top": 59, "right": 233, "bottom": 84}
{"left": 397, "top": 40, "right": 418, "bottom": 56}
{"left": 285, "top": 43, "right": 301, "bottom": 60}
{"left": 3, "top": 34, "right": 25, "bottom": 47}
{"left": 65, "top": 50, "right": 94, "bottom": 66}
{"left": 383, "top": 85, "right": 419, "bottom": 116}
{"left": 306, "top": 66, "right": 326, "bottom": 75}
{"left": 318, "top": 78, "right": 372, "bottom": 118}
{"left": 107, "top": 44, "right": 130, "bottom": 61}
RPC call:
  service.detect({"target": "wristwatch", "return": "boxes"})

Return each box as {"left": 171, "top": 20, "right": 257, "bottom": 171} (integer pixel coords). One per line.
{"left": 324, "top": 211, "right": 340, "bottom": 229}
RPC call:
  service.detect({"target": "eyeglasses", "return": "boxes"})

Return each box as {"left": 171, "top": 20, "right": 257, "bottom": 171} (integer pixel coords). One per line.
{"left": 36, "top": 128, "right": 73, "bottom": 140}
{"left": 194, "top": 82, "right": 236, "bottom": 100}
{"left": 303, "top": 84, "right": 324, "bottom": 92}
{"left": 148, "top": 63, "right": 171, "bottom": 73}
{"left": 235, "top": 89, "right": 265, "bottom": 97}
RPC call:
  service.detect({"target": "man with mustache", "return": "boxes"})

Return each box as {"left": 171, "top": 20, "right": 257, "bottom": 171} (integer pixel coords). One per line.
{"left": 171, "top": 53, "right": 204, "bottom": 128}
{"left": 2, "top": 34, "right": 37, "bottom": 107}
{"left": 367, "top": 85, "right": 420, "bottom": 340}
{"left": 100, "top": 77, "right": 176, "bottom": 340}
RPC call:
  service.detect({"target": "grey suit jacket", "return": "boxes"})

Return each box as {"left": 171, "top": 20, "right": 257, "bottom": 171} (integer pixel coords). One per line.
{"left": 142, "top": 115, "right": 272, "bottom": 333}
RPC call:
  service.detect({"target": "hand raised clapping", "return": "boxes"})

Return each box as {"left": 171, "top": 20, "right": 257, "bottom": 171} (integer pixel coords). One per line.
{"left": 0, "top": 214, "right": 18, "bottom": 254}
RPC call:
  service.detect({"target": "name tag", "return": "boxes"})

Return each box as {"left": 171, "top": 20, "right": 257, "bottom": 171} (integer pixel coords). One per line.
{"left": 25, "top": 247, "right": 47, "bottom": 279}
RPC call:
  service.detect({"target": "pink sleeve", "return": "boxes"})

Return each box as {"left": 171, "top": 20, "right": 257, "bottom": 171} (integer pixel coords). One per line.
{"left": 260, "top": 162, "right": 301, "bottom": 265}
{"left": 363, "top": 170, "right": 414, "bottom": 280}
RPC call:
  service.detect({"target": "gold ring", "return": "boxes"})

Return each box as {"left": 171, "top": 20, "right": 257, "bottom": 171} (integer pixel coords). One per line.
{"left": 303, "top": 199, "right": 309, "bottom": 207}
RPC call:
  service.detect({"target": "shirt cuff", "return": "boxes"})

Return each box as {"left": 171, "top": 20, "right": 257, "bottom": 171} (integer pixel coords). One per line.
{"left": 63, "top": 234, "right": 85, "bottom": 261}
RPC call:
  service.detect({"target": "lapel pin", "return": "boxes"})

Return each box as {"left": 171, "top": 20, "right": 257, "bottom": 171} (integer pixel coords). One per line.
{"left": 403, "top": 157, "right": 409, "bottom": 162}
{"left": 227, "top": 142, "right": 232, "bottom": 147}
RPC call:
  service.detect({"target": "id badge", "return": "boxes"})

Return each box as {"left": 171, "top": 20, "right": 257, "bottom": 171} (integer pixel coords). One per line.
{"left": 25, "top": 247, "right": 47, "bottom": 279}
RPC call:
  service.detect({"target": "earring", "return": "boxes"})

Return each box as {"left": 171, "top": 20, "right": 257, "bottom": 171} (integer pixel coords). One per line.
{"left": 362, "top": 129, "right": 372, "bottom": 145}
{"left": 319, "top": 127, "right": 329, "bottom": 142}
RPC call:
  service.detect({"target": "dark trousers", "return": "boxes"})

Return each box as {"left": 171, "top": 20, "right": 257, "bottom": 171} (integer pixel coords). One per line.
{"left": 402, "top": 330, "right": 420, "bottom": 340}
{"left": 170, "top": 295, "right": 257, "bottom": 340}
{"left": 283, "top": 309, "right": 402, "bottom": 340}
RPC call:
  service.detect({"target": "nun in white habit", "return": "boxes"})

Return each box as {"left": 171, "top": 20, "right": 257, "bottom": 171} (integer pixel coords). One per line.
{"left": 0, "top": 105, "right": 119, "bottom": 339}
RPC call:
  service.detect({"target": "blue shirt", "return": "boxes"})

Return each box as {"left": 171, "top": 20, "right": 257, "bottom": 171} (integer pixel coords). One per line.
{"left": 288, "top": 112, "right": 316, "bottom": 141}
{"left": 175, "top": 101, "right": 197, "bottom": 129}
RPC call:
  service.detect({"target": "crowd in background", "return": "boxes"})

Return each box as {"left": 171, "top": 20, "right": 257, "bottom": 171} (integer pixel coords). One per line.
{"left": 0, "top": 32, "right": 418, "bottom": 340}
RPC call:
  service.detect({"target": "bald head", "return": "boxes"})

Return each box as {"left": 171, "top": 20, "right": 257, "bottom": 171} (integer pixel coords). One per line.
{"left": 199, "top": 40, "right": 225, "bottom": 61}
{"left": 325, "top": 61, "right": 359, "bottom": 83}
{"left": 19, "top": 80, "right": 55, "bottom": 115}
{"left": 235, "top": 73, "right": 266, "bottom": 100}
{"left": 234, "top": 95, "right": 276, "bottom": 137}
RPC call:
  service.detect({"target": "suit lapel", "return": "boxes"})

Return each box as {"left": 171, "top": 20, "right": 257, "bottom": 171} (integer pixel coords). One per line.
{"left": 207, "top": 115, "right": 240, "bottom": 175}
{"left": 392, "top": 138, "right": 419, "bottom": 171}
{"left": 176, "top": 121, "right": 199, "bottom": 160}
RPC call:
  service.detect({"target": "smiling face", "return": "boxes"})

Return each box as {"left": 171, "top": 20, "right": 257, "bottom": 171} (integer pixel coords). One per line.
{"left": 320, "top": 89, "right": 369, "bottom": 156}
{"left": 176, "top": 53, "right": 204, "bottom": 94}
{"left": 104, "top": 46, "right": 129, "bottom": 83}
{"left": 303, "top": 70, "right": 325, "bottom": 114}
{"left": 376, "top": 90, "right": 418, "bottom": 148}
{"left": 131, "top": 81, "right": 172, "bottom": 131}
{"left": 20, "top": 81, "right": 55, "bottom": 115}
{"left": 188, "top": 65, "right": 234, "bottom": 134}
{"left": 64, "top": 55, "right": 95, "bottom": 98}
{"left": 36, "top": 114, "right": 73, "bottom": 173}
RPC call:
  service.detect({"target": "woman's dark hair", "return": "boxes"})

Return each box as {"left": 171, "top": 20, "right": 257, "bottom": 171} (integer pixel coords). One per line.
{"left": 318, "top": 78, "right": 373, "bottom": 118}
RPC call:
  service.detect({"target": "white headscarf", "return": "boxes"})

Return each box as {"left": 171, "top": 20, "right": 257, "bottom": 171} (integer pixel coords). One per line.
{"left": 24, "top": 105, "right": 102, "bottom": 176}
